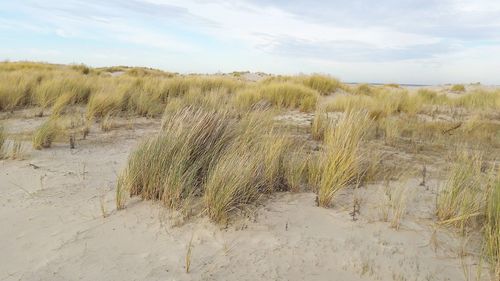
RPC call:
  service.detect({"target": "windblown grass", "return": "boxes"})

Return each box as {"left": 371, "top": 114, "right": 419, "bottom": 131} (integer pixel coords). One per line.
{"left": 325, "top": 88, "right": 417, "bottom": 119}
{"left": 484, "top": 173, "right": 499, "bottom": 278}
{"left": 0, "top": 71, "right": 39, "bottom": 110}
{"left": 302, "top": 74, "right": 342, "bottom": 95}
{"left": 204, "top": 149, "right": 263, "bottom": 223}
{"left": 314, "top": 110, "right": 371, "bottom": 207}
{"left": 451, "top": 89, "right": 500, "bottom": 111}
{"left": 33, "top": 75, "right": 92, "bottom": 108}
{"left": 32, "top": 119, "right": 59, "bottom": 150}
{"left": 9, "top": 138, "right": 24, "bottom": 160}
{"left": 235, "top": 82, "right": 318, "bottom": 112}
{"left": 311, "top": 106, "right": 329, "bottom": 141}
{"left": 117, "top": 107, "right": 295, "bottom": 223}
{"left": 436, "top": 151, "right": 485, "bottom": 231}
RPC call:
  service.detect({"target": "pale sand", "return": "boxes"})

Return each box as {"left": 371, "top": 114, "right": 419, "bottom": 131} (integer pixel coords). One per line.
{"left": 0, "top": 113, "right": 489, "bottom": 281}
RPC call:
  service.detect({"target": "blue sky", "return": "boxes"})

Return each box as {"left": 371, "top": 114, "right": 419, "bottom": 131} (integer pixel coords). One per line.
{"left": 1, "top": 0, "right": 500, "bottom": 84}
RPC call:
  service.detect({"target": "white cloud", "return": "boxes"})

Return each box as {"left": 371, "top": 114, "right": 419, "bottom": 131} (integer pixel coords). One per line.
{"left": 3, "top": 0, "right": 500, "bottom": 84}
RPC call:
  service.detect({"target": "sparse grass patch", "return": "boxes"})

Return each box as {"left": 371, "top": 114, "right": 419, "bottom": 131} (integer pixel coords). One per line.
{"left": 100, "top": 112, "right": 116, "bottom": 132}
{"left": 32, "top": 119, "right": 59, "bottom": 149}
{"left": 0, "top": 125, "right": 6, "bottom": 158}
{"left": 9, "top": 138, "right": 25, "bottom": 160}
{"left": 389, "top": 185, "right": 411, "bottom": 230}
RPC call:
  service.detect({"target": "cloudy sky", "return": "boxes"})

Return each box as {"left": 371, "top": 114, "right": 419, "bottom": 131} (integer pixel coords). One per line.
{"left": 1, "top": 0, "right": 500, "bottom": 84}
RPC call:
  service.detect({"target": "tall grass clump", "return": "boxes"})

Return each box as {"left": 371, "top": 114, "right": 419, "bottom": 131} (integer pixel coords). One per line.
{"left": 0, "top": 71, "right": 39, "bottom": 110}
{"left": 86, "top": 82, "right": 132, "bottom": 119}
{"left": 436, "top": 151, "right": 485, "bottom": 231}
{"left": 233, "top": 82, "right": 318, "bottom": 112}
{"left": 119, "top": 108, "right": 235, "bottom": 208}
{"left": 204, "top": 149, "right": 263, "bottom": 223}
{"left": 314, "top": 110, "right": 371, "bottom": 207}
{"left": 257, "top": 82, "right": 319, "bottom": 111}
{"left": 33, "top": 75, "right": 92, "bottom": 108}
{"left": 451, "top": 90, "right": 500, "bottom": 111}
{"left": 325, "top": 89, "right": 413, "bottom": 119}
{"left": 451, "top": 84, "right": 466, "bottom": 92}
{"left": 302, "top": 75, "right": 342, "bottom": 95}
{"left": 32, "top": 119, "right": 59, "bottom": 150}
{"left": 311, "top": 106, "right": 330, "bottom": 141}
{"left": 204, "top": 121, "right": 290, "bottom": 223}
{"left": 118, "top": 107, "right": 294, "bottom": 223}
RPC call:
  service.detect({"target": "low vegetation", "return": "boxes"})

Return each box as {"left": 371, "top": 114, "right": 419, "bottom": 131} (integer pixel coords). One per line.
{"left": 313, "top": 110, "right": 371, "bottom": 207}
{"left": 0, "top": 125, "right": 5, "bottom": 158}
{"left": 32, "top": 120, "right": 59, "bottom": 150}
{"left": 451, "top": 84, "right": 466, "bottom": 92}
{"left": 1, "top": 61, "right": 499, "bottom": 278}
{"left": 117, "top": 107, "right": 296, "bottom": 223}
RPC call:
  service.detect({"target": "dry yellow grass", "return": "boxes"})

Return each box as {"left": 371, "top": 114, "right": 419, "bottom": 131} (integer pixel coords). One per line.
{"left": 451, "top": 84, "right": 466, "bottom": 92}
{"left": 32, "top": 119, "right": 59, "bottom": 150}
{"left": 437, "top": 151, "right": 485, "bottom": 231}
{"left": 235, "top": 82, "right": 318, "bottom": 112}
{"left": 2, "top": 61, "right": 499, "bottom": 277}
{"left": 117, "top": 106, "right": 297, "bottom": 223}
{"left": 301, "top": 74, "right": 342, "bottom": 95}
{"left": 315, "top": 110, "right": 371, "bottom": 207}
{"left": 484, "top": 172, "right": 499, "bottom": 278}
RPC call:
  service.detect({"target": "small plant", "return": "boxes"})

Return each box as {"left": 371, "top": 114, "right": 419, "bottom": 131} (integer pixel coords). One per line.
{"left": 185, "top": 234, "right": 194, "bottom": 273}
{"left": 82, "top": 122, "right": 90, "bottom": 139}
{"left": 100, "top": 113, "right": 115, "bottom": 132}
{"left": 9, "top": 138, "right": 24, "bottom": 160}
{"left": 116, "top": 175, "right": 127, "bottom": 210}
{"left": 32, "top": 120, "right": 59, "bottom": 150}
{"left": 0, "top": 125, "right": 6, "bottom": 159}
{"left": 389, "top": 185, "right": 410, "bottom": 230}
{"left": 100, "top": 194, "right": 108, "bottom": 218}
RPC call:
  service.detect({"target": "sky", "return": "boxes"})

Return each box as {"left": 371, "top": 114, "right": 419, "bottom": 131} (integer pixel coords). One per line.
{"left": 1, "top": 0, "right": 500, "bottom": 85}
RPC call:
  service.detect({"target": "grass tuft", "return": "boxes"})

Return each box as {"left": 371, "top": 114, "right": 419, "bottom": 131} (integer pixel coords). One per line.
{"left": 436, "top": 151, "right": 485, "bottom": 231}
{"left": 32, "top": 120, "right": 59, "bottom": 150}
{"left": 314, "top": 111, "right": 371, "bottom": 207}
{"left": 0, "top": 125, "right": 5, "bottom": 158}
